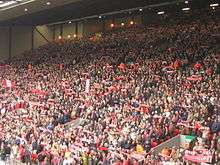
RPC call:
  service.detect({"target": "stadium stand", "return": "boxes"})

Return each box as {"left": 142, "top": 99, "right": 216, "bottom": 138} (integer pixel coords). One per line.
{"left": 0, "top": 1, "right": 220, "bottom": 165}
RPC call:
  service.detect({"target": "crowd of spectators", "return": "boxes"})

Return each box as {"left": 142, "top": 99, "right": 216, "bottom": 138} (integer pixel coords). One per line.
{"left": 0, "top": 10, "right": 220, "bottom": 165}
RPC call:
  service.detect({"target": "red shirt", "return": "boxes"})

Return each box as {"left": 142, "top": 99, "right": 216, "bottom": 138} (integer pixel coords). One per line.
{"left": 194, "top": 63, "right": 202, "bottom": 70}
{"left": 31, "top": 153, "right": 37, "bottom": 161}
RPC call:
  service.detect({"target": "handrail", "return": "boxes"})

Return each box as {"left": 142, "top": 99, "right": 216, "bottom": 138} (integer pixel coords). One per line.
{"left": 34, "top": 27, "right": 50, "bottom": 43}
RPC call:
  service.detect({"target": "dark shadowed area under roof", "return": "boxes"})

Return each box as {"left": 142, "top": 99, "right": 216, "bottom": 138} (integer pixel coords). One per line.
{"left": 0, "top": 0, "right": 218, "bottom": 26}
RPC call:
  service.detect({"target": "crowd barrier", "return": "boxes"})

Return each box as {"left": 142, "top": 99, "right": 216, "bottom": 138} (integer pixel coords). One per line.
{"left": 149, "top": 135, "right": 181, "bottom": 155}
{"left": 0, "top": 159, "right": 26, "bottom": 165}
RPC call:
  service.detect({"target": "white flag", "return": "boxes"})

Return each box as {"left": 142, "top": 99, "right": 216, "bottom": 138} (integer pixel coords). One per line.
{"left": 85, "top": 79, "right": 90, "bottom": 93}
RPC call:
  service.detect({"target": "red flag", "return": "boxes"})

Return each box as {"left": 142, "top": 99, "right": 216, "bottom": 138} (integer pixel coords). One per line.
{"left": 194, "top": 63, "right": 202, "bottom": 70}
{"left": 118, "top": 63, "right": 126, "bottom": 71}
{"left": 173, "top": 60, "right": 182, "bottom": 69}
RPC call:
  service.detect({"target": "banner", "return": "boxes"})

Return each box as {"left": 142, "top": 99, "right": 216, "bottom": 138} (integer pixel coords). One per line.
{"left": 184, "top": 150, "right": 213, "bottom": 163}
{"left": 130, "top": 152, "right": 145, "bottom": 160}
{"left": 85, "top": 79, "right": 90, "bottom": 93}
{"left": 2, "top": 79, "right": 15, "bottom": 88}
{"left": 163, "top": 162, "right": 178, "bottom": 165}
{"left": 162, "top": 66, "right": 176, "bottom": 74}
{"left": 187, "top": 75, "right": 202, "bottom": 81}
{"left": 31, "top": 89, "right": 48, "bottom": 96}
{"left": 0, "top": 64, "right": 9, "bottom": 69}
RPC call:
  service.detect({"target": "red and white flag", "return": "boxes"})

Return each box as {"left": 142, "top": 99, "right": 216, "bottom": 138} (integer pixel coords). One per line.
{"left": 2, "top": 79, "right": 15, "bottom": 88}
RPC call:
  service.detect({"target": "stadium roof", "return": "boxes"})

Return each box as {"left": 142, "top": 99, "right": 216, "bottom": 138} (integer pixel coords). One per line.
{"left": 0, "top": 0, "right": 218, "bottom": 26}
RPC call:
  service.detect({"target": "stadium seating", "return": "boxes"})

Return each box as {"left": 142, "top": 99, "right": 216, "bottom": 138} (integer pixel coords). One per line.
{"left": 0, "top": 11, "right": 219, "bottom": 165}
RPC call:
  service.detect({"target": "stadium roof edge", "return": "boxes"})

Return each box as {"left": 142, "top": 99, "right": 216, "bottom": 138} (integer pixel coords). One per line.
{"left": 46, "top": 0, "right": 185, "bottom": 26}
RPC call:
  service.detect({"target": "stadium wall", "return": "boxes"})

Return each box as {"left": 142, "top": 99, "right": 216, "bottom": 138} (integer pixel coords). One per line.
{"left": 0, "top": 25, "right": 54, "bottom": 61}
{"left": 77, "top": 21, "right": 84, "bottom": 38}
{"left": 0, "top": 27, "right": 9, "bottom": 60}
{"left": 0, "top": 15, "right": 143, "bottom": 61}
{"left": 54, "top": 24, "right": 61, "bottom": 39}
{"left": 63, "top": 23, "right": 76, "bottom": 38}
{"left": 34, "top": 25, "right": 53, "bottom": 48}
{"left": 83, "top": 19, "right": 103, "bottom": 36}
{"left": 11, "top": 26, "right": 32, "bottom": 58}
